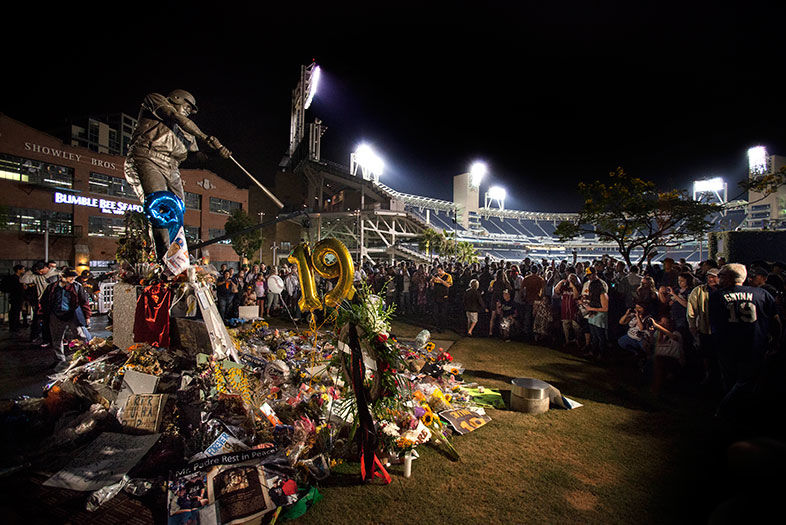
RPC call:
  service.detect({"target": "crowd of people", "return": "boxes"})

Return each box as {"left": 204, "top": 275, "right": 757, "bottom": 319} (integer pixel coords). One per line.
{"left": 214, "top": 263, "right": 301, "bottom": 323}
{"left": 351, "top": 254, "right": 784, "bottom": 412}
{"left": 1, "top": 260, "right": 96, "bottom": 362}
{"left": 3, "top": 254, "right": 784, "bottom": 415}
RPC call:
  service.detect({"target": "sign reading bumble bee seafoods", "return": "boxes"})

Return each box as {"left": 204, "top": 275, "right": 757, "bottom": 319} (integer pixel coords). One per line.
{"left": 439, "top": 408, "right": 492, "bottom": 435}
{"left": 54, "top": 191, "right": 144, "bottom": 215}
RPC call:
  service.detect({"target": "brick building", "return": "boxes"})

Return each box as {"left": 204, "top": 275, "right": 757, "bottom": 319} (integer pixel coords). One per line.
{"left": 0, "top": 113, "right": 248, "bottom": 275}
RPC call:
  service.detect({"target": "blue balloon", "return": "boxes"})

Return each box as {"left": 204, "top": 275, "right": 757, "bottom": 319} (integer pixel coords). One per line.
{"left": 144, "top": 191, "right": 185, "bottom": 241}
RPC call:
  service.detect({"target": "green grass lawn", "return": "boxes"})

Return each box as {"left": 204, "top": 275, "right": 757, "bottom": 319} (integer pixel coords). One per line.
{"left": 294, "top": 324, "right": 719, "bottom": 524}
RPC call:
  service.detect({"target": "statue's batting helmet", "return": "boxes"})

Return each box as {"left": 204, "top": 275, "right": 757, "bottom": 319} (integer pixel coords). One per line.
{"left": 167, "top": 89, "right": 198, "bottom": 114}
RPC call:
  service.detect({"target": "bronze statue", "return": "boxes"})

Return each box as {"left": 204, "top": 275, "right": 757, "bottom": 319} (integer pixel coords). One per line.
{"left": 124, "top": 90, "right": 231, "bottom": 258}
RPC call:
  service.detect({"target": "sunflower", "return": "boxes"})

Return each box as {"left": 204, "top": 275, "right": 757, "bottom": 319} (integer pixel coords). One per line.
{"left": 421, "top": 412, "right": 434, "bottom": 426}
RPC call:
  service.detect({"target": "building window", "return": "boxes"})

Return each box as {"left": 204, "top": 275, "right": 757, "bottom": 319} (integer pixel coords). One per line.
{"left": 209, "top": 197, "right": 241, "bottom": 215}
{"left": 750, "top": 212, "right": 771, "bottom": 219}
{"left": 88, "top": 216, "right": 126, "bottom": 237}
{"left": 89, "top": 172, "right": 138, "bottom": 200}
{"left": 0, "top": 153, "right": 74, "bottom": 189}
{"left": 1, "top": 207, "right": 73, "bottom": 234}
{"left": 184, "top": 191, "right": 202, "bottom": 210}
{"left": 751, "top": 204, "right": 771, "bottom": 211}
{"left": 208, "top": 228, "right": 232, "bottom": 244}
{"left": 184, "top": 225, "right": 200, "bottom": 243}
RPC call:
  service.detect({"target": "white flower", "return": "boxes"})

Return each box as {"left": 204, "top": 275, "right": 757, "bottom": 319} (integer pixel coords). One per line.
{"left": 380, "top": 421, "right": 400, "bottom": 437}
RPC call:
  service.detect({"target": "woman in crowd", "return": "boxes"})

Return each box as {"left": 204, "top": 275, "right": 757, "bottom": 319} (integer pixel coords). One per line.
{"left": 254, "top": 273, "right": 266, "bottom": 315}
{"left": 634, "top": 276, "right": 658, "bottom": 315}
{"left": 488, "top": 269, "right": 511, "bottom": 336}
{"left": 555, "top": 273, "right": 582, "bottom": 348}
{"left": 584, "top": 273, "right": 609, "bottom": 359}
{"left": 533, "top": 270, "right": 554, "bottom": 344}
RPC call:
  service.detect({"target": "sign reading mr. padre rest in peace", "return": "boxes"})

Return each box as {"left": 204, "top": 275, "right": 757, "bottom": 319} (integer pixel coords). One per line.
{"left": 121, "top": 394, "right": 167, "bottom": 432}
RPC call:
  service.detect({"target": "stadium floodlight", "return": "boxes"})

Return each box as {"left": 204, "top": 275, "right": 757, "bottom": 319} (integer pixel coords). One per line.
{"left": 485, "top": 185, "right": 507, "bottom": 210}
{"left": 748, "top": 145, "right": 768, "bottom": 175}
{"left": 469, "top": 161, "right": 487, "bottom": 188}
{"left": 693, "top": 177, "right": 727, "bottom": 204}
{"left": 488, "top": 185, "right": 506, "bottom": 200}
{"left": 693, "top": 177, "right": 724, "bottom": 193}
{"left": 304, "top": 65, "right": 321, "bottom": 110}
{"left": 350, "top": 143, "right": 384, "bottom": 182}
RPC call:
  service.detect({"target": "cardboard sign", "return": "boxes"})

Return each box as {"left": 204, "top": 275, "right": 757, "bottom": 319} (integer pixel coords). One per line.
{"left": 116, "top": 369, "right": 160, "bottom": 410}
{"left": 122, "top": 393, "right": 167, "bottom": 432}
{"left": 439, "top": 407, "right": 491, "bottom": 435}
{"left": 44, "top": 432, "right": 160, "bottom": 491}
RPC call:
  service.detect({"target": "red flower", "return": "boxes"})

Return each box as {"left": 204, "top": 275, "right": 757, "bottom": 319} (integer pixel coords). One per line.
{"left": 377, "top": 333, "right": 388, "bottom": 343}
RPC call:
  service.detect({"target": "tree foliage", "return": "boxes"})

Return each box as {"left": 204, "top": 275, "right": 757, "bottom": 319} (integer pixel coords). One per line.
{"left": 739, "top": 166, "right": 786, "bottom": 201}
{"left": 418, "top": 228, "right": 443, "bottom": 257}
{"left": 555, "top": 168, "right": 719, "bottom": 266}
{"left": 455, "top": 240, "right": 479, "bottom": 264}
{"left": 417, "top": 228, "right": 478, "bottom": 263}
{"left": 224, "top": 208, "right": 263, "bottom": 262}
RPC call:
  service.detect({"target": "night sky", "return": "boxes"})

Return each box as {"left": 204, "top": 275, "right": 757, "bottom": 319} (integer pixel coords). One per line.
{"left": 5, "top": 2, "right": 785, "bottom": 212}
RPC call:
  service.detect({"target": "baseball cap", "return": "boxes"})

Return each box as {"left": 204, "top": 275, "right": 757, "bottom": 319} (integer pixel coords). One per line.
{"left": 62, "top": 267, "right": 78, "bottom": 278}
{"left": 706, "top": 268, "right": 720, "bottom": 276}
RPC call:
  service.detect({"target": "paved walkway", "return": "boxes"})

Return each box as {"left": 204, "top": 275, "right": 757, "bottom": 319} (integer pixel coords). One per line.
{"left": 0, "top": 315, "right": 111, "bottom": 398}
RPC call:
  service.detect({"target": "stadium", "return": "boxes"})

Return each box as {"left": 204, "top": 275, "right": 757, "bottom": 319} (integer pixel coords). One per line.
{"left": 251, "top": 64, "right": 780, "bottom": 268}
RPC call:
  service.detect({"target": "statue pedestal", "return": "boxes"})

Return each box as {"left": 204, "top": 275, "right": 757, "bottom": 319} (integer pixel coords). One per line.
{"left": 170, "top": 318, "right": 213, "bottom": 358}
{"left": 112, "top": 282, "right": 140, "bottom": 351}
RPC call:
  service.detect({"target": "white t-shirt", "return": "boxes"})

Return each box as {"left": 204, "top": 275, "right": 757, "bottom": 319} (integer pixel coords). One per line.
{"left": 267, "top": 275, "right": 284, "bottom": 294}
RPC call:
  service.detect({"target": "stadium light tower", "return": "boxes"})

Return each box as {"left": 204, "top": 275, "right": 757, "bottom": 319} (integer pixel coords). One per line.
{"left": 289, "top": 62, "right": 321, "bottom": 157}
{"left": 747, "top": 145, "right": 769, "bottom": 176}
{"left": 485, "top": 185, "right": 506, "bottom": 210}
{"left": 350, "top": 143, "right": 384, "bottom": 183}
{"left": 469, "top": 161, "right": 487, "bottom": 189}
{"left": 692, "top": 177, "right": 727, "bottom": 204}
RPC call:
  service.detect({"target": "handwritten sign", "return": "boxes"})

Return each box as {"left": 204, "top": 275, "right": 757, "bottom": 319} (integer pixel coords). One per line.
{"left": 121, "top": 394, "right": 167, "bottom": 432}
{"left": 439, "top": 408, "right": 491, "bottom": 435}
{"left": 44, "top": 432, "right": 160, "bottom": 491}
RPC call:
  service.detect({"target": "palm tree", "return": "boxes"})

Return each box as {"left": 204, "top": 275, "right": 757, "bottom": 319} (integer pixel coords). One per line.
{"left": 418, "top": 228, "right": 444, "bottom": 259}
{"left": 455, "top": 241, "right": 479, "bottom": 264}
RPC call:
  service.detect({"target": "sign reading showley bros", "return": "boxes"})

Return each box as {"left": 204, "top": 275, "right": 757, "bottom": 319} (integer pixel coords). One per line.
{"left": 24, "top": 142, "right": 121, "bottom": 172}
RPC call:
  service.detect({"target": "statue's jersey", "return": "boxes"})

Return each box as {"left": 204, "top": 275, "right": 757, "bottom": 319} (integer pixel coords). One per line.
{"left": 130, "top": 93, "right": 199, "bottom": 163}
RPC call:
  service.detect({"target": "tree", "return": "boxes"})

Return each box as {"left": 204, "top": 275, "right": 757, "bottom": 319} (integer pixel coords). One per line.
{"left": 739, "top": 165, "right": 786, "bottom": 202}
{"left": 224, "top": 208, "right": 263, "bottom": 263}
{"left": 555, "top": 168, "right": 719, "bottom": 267}
{"left": 418, "top": 228, "right": 443, "bottom": 259}
{"left": 455, "top": 240, "right": 479, "bottom": 264}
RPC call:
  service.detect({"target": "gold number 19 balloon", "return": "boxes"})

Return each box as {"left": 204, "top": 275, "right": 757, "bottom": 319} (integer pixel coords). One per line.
{"left": 288, "top": 243, "right": 322, "bottom": 312}
{"left": 287, "top": 239, "right": 356, "bottom": 312}
{"left": 312, "top": 238, "right": 356, "bottom": 308}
